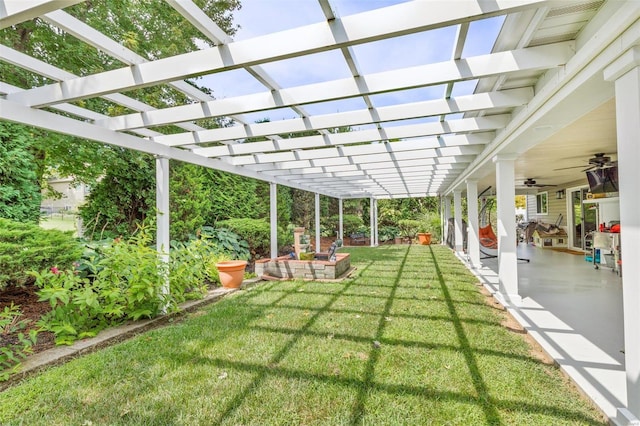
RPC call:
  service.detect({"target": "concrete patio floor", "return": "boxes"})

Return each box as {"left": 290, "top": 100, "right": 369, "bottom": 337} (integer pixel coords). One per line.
{"left": 460, "top": 243, "right": 625, "bottom": 422}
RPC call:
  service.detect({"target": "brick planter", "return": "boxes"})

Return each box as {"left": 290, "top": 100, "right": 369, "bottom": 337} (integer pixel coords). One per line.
{"left": 255, "top": 253, "right": 351, "bottom": 280}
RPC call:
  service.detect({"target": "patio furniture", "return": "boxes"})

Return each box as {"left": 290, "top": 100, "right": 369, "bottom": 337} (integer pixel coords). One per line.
{"left": 349, "top": 233, "right": 366, "bottom": 245}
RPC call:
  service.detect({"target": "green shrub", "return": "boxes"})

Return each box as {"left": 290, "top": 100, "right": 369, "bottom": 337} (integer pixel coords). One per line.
{"left": 169, "top": 238, "right": 229, "bottom": 301}
{"left": 198, "top": 226, "right": 250, "bottom": 260}
{"left": 398, "top": 219, "right": 421, "bottom": 239}
{"left": 0, "top": 218, "right": 83, "bottom": 289}
{"left": 379, "top": 225, "right": 400, "bottom": 242}
{"left": 0, "top": 304, "right": 38, "bottom": 381}
{"left": 33, "top": 222, "right": 255, "bottom": 346}
{"left": 33, "top": 224, "right": 169, "bottom": 345}
{"left": 320, "top": 214, "right": 365, "bottom": 237}
{"left": 216, "top": 218, "right": 270, "bottom": 259}
{"left": 418, "top": 211, "right": 442, "bottom": 243}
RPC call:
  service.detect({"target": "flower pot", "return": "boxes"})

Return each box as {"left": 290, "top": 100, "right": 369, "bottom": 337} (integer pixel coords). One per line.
{"left": 394, "top": 237, "right": 402, "bottom": 244}
{"left": 216, "top": 260, "right": 248, "bottom": 289}
{"left": 417, "top": 233, "right": 432, "bottom": 245}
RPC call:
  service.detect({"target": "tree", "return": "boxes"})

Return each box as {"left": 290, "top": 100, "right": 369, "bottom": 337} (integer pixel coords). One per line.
{"left": 0, "top": 122, "right": 41, "bottom": 222}
{"left": 0, "top": 0, "right": 241, "bottom": 224}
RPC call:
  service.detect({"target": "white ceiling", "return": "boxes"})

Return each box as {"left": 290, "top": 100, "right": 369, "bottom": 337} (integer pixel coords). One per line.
{"left": 1, "top": 0, "right": 637, "bottom": 200}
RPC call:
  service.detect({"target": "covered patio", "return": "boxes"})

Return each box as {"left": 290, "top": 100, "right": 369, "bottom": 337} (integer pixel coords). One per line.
{"left": 465, "top": 243, "right": 624, "bottom": 420}
{"left": 1, "top": 1, "right": 639, "bottom": 423}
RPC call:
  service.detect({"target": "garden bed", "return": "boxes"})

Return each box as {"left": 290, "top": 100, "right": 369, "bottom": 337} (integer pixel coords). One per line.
{"left": 0, "top": 285, "right": 55, "bottom": 355}
{"left": 255, "top": 252, "right": 351, "bottom": 280}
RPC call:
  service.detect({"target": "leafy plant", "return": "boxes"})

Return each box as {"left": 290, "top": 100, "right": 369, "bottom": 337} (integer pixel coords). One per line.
{"left": 0, "top": 304, "right": 38, "bottom": 380}
{"left": 379, "top": 225, "right": 400, "bottom": 242}
{"left": 215, "top": 219, "right": 269, "bottom": 259}
{"left": 169, "top": 238, "right": 230, "bottom": 300}
{"left": 198, "top": 226, "right": 250, "bottom": 260}
{"left": 33, "top": 223, "right": 169, "bottom": 345}
{"left": 418, "top": 211, "right": 442, "bottom": 243}
{"left": 0, "top": 218, "right": 83, "bottom": 290}
{"left": 397, "top": 219, "right": 421, "bottom": 240}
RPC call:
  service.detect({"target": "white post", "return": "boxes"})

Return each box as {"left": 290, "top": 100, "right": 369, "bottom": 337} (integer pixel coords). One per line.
{"left": 155, "top": 156, "right": 170, "bottom": 305}
{"left": 443, "top": 196, "right": 451, "bottom": 246}
{"left": 466, "top": 180, "right": 481, "bottom": 268}
{"left": 605, "top": 47, "right": 640, "bottom": 424}
{"left": 373, "top": 198, "right": 379, "bottom": 246}
{"left": 338, "top": 198, "right": 344, "bottom": 242}
{"left": 453, "top": 190, "right": 463, "bottom": 253}
{"left": 370, "top": 197, "right": 375, "bottom": 247}
{"left": 315, "top": 192, "right": 321, "bottom": 253}
{"left": 270, "top": 182, "right": 278, "bottom": 259}
{"left": 493, "top": 154, "right": 520, "bottom": 305}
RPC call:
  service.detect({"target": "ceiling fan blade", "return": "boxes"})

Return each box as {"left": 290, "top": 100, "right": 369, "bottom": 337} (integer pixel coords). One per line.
{"left": 553, "top": 164, "right": 588, "bottom": 171}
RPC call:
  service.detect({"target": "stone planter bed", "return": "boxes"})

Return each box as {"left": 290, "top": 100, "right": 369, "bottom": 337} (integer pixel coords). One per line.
{"left": 255, "top": 253, "right": 351, "bottom": 280}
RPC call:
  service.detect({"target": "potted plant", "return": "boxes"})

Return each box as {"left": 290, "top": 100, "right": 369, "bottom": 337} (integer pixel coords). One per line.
{"left": 215, "top": 260, "right": 248, "bottom": 288}
{"left": 417, "top": 230, "right": 432, "bottom": 245}
{"left": 417, "top": 212, "right": 442, "bottom": 245}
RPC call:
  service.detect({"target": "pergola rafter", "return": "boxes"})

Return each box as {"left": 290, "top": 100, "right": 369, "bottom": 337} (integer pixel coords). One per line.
{"left": 0, "top": 0, "right": 584, "bottom": 200}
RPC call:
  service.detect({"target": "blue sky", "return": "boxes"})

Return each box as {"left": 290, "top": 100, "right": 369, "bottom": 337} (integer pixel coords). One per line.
{"left": 199, "top": 0, "right": 503, "bottom": 125}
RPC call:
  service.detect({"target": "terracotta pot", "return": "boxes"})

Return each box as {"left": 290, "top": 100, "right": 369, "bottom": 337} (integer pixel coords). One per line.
{"left": 216, "top": 260, "right": 248, "bottom": 289}
{"left": 417, "top": 233, "right": 432, "bottom": 245}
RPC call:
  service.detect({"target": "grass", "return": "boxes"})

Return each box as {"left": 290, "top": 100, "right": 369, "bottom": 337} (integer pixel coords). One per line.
{"left": 39, "top": 214, "right": 77, "bottom": 234}
{"left": 0, "top": 245, "right": 605, "bottom": 425}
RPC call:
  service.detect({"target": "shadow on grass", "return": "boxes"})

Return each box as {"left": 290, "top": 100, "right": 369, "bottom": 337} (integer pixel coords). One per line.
{"left": 170, "top": 245, "right": 604, "bottom": 425}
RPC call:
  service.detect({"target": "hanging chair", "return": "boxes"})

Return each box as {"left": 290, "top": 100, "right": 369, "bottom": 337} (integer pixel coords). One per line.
{"left": 479, "top": 224, "right": 498, "bottom": 249}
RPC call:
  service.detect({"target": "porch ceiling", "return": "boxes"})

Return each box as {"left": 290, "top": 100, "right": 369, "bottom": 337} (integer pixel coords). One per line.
{"left": 1, "top": 0, "right": 627, "bottom": 200}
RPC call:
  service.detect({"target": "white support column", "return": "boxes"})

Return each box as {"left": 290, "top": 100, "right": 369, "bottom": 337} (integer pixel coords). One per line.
{"left": 605, "top": 47, "right": 640, "bottom": 425}
{"left": 443, "top": 196, "right": 451, "bottom": 246}
{"left": 269, "top": 182, "right": 278, "bottom": 259}
{"left": 155, "top": 156, "right": 170, "bottom": 304}
{"left": 370, "top": 197, "right": 375, "bottom": 247}
{"left": 493, "top": 154, "right": 520, "bottom": 305}
{"left": 315, "top": 192, "right": 321, "bottom": 253}
{"left": 453, "top": 190, "right": 463, "bottom": 253}
{"left": 338, "top": 198, "right": 344, "bottom": 242}
{"left": 374, "top": 198, "right": 379, "bottom": 246}
{"left": 466, "top": 180, "right": 481, "bottom": 268}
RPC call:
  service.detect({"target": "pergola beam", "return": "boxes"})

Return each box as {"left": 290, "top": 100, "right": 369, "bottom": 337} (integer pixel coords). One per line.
{"left": 0, "top": 99, "right": 342, "bottom": 198}
{"left": 154, "top": 88, "right": 531, "bottom": 147}
{"left": 85, "top": 44, "right": 569, "bottom": 132}
{"left": 7, "top": 0, "right": 553, "bottom": 109}
{"left": 0, "top": 0, "right": 83, "bottom": 29}
{"left": 194, "top": 118, "right": 503, "bottom": 157}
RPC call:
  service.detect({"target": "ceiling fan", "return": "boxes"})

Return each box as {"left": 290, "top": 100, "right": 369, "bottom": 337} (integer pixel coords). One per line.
{"left": 554, "top": 152, "right": 617, "bottom": 171}
{"left": 517, "top": 178, "right": 556, "bottom": 188}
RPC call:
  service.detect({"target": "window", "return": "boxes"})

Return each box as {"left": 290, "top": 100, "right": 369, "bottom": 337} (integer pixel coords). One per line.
{"left": 536, "top": 192, "right": 548, "bottom": 214}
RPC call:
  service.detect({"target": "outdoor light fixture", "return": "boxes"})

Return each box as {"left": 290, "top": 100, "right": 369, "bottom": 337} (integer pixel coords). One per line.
{"left": 556, "top": 189, "right": 565, "bottom": 199}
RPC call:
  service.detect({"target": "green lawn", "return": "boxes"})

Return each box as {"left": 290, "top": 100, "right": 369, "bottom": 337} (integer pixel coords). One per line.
{"left": 39, "top": 214, "right": 77, "bottom": 234}
{"left": 0, "top": 245, "right": 605, "bottom": 425}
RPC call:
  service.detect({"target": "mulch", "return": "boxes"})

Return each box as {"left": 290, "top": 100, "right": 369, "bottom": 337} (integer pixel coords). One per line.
{"left": 0, "top": 285, "right": 56, "bottom": 354}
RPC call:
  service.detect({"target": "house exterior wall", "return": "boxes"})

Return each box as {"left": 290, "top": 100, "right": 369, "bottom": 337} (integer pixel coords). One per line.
{"left": 526, "top": 178, "right": 589, "bottom": 228}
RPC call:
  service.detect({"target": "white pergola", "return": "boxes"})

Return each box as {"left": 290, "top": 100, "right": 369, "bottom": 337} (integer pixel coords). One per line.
{"left": 1, "top": 1, "right": 640, "bottom": 423}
